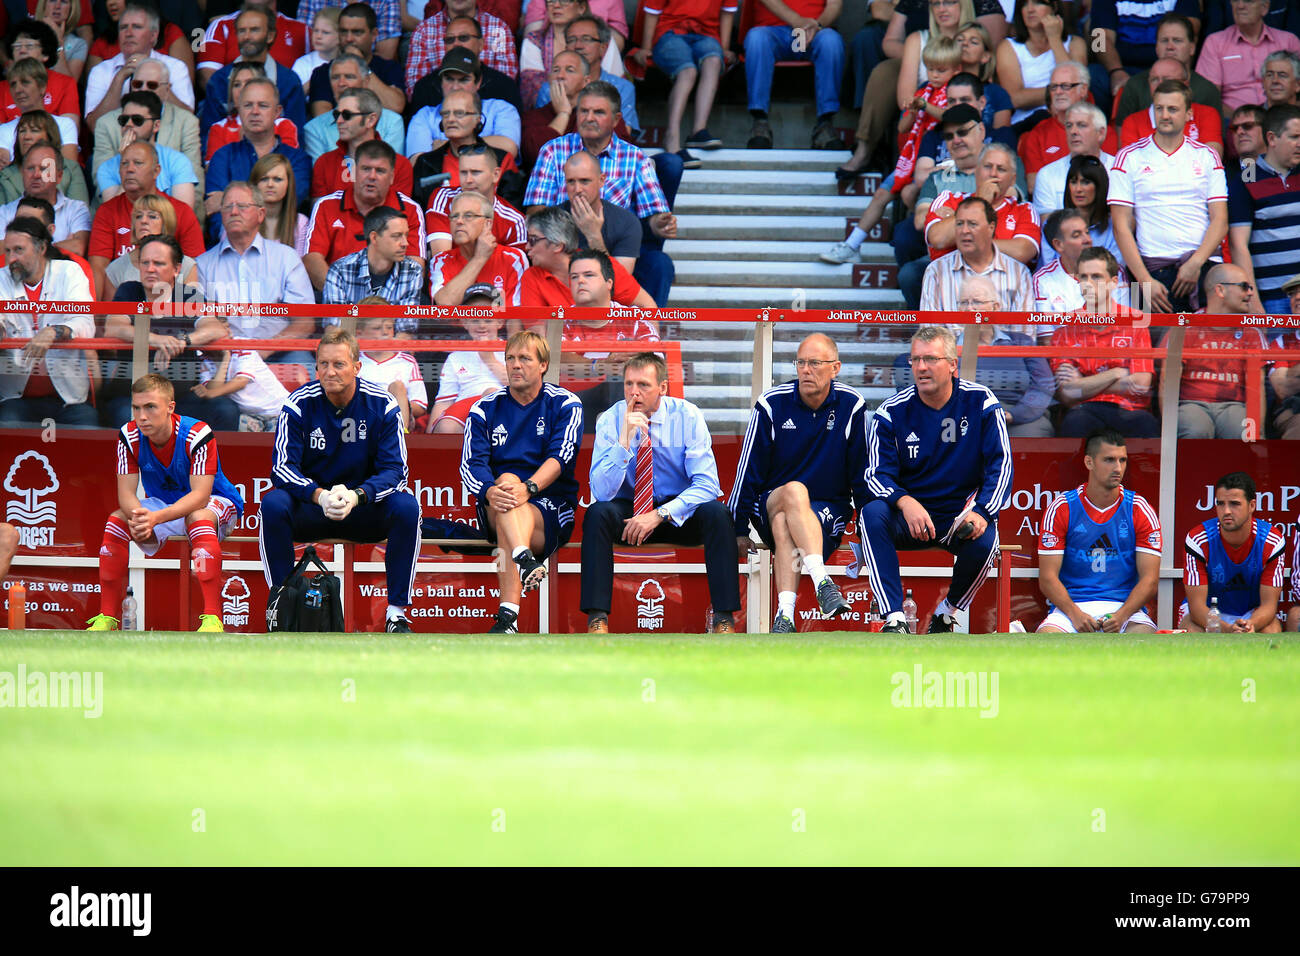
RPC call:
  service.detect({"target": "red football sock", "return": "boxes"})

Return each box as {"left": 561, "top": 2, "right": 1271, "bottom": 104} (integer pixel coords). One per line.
{"left": 99, "top": 515, "right": 130, "bottom": 618}
{"left": 188, "top": 520, "right": 223, "bottom": 617}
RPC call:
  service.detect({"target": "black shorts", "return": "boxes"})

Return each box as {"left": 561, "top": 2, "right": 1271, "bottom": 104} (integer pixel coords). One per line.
{"left": 476, "top": 494, "right": 576, "bottom": 560}
{"left": 750, "top": 491, "right": 850, "bottom": 561}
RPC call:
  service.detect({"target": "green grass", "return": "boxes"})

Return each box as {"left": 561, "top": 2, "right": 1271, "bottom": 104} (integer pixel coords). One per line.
{"left": 1, "top": 631, "right": 1297, "bottom": 865}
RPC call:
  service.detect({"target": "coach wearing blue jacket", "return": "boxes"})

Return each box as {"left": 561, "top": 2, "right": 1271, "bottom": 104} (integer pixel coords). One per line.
{"left": 260, "top": 327, "right": 422, "bottom": 633}
{"left": 863, "top": 325, "right": 1014, "bottom": 634}
{"left": 729, "top": 333, "right": 870, "bottom": 633}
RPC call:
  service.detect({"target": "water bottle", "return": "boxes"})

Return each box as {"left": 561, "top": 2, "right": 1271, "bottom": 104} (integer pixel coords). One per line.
{"left": 1205, "top": 597, "right": 1222, "bottom": 634}
{"left": 121, "top": 587, "right": 138, "bottom": 630}
{"left": 902, "top": 589, "right": 918, "bottom": 634}
{"left": 8, "top": 582, "right": 26, "bottom": 630}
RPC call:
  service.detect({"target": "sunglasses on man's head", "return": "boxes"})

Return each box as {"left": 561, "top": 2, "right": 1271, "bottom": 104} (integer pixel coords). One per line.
{"left": 117, "top": 114, "right": 151, "bottom": 127}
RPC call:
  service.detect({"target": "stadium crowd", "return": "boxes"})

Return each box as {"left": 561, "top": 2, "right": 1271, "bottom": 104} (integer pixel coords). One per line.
{"left": 0, "top": 0, "right": 1298, "bottom": 633}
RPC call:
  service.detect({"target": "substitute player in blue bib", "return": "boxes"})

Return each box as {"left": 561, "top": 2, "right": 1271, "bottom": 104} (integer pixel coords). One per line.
{"left": 729, "top": 333, "right": 869, "bottom": 632}
{"left": 1181, "top": 471, "right": 1284, "bottom": 633}
{"left": 461, "top": 329, "right": 584, "bottom": 633}
{"left": 261, "top": 328, "right": 422, "bottom": 634}
{"left": 862, "top": 325, "right": 1013, "bottom": 633}
{"left": 1036, "top": 429, "right": 1161, "bottom": 633}
{"left": 88, "top": 374, "right": 245, "bottom": 632}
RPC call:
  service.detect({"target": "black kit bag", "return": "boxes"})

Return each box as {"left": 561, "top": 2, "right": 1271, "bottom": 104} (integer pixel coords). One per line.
{"left": 266, "top": 545, "right": 345, "bottom": 632}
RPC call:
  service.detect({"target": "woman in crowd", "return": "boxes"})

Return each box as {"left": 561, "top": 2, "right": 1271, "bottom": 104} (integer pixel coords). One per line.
{"left": 103, "top": 194, "right": 199, "bottom": 299}
{"left": 995, "top": 0, "right": 1085, "bottom": 129}
{"left": 955, "top": 20, "right": 1012, "bottom": 129}
{"left": 0, "top": 64, "right": 81, "bottom": 164}
{"left": 35, "top": 0, "right": 89, "bottom": 82}
{"left": 0, "top": 20, "right": 81, "bottom": 126}
{"left": 1055, "top": 154, "right": 1119, "bottom": 263}
{"left": 86, "top": 0, "right": 195, "bottom": 82}
{"left": 294, "top": 8, "right": 341, "bottom": 91}
{"left": 0, "top": 110, "right": 87, "bottom": 203}
{"left": 522, "top": 0, "right": 627, "bottom": 49}
{"left": 252, "top": 153, "right": 310, "bottom": 257}
{"left": 838, "top": 0, "right": 978, "bottom": 179}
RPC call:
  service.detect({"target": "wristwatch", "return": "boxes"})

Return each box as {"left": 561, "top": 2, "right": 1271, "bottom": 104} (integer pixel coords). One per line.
{"left": 655, "top": 505, "right": 670, "bottom": 521}
{"left": 353, "top": 487, "right": 368, "bottom": 506}
{"left": 181, "top": 331, "right": 192, "bottom": 348}
{"left": 524, "top": 480, "right": 539, "bottom": 497}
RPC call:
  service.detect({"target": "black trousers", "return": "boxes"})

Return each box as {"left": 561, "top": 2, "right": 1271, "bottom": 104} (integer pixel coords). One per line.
{"left": 580, "top": 498, "right": 741, "bottom": 615}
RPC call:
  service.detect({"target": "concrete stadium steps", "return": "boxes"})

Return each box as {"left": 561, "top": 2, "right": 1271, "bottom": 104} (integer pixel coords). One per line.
{"left": 664, "top": 239, "right": 894, "bottom": 262}
{"left": 666, "top": 148, "right": 907, "bottom": 430}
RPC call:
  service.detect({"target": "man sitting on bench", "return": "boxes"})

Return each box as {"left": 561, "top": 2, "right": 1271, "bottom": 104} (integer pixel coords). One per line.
{"left": 260, "top": 328, "right": 422, "bottom": 633}
{"left": 582, "top": 351, "right": 738, "bottom": 634}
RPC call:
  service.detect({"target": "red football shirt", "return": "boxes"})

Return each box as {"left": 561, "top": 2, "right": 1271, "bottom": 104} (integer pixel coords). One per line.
{"left": 0, "top": 70, "right": 80, "bottom": 121}
{"left": 305, "top": 187, "right": 426, "bottom": 261}
{"left": 425, "top": 186, "right": 527, "bottom": 251}
{"left": 311, "top": 147, "right": 414, "bottom": 200}
{"left": 429, "top": 244, "right": 529, "bottom": 305}
{"left": 643, "top": 0, "right": 739, "bottom": 44}
{"left": 752, "top": 0, "right": 824, "bottom": 28}
{"left": 198, "top": 12, "right": 307, "bottom": 72}
{"left": 1120, "top": 103, "right": 1224, "bottom": 150}
{"left": 518, "top": 262, "right": 646, "bottom": 308}
{"left": 205, "top": 116, "right": 300, "bottom": 161}
{"left": 1051, "top": 321, "right": 1154, "bottom": 411}
{"left": 1177, "top": 326, "right": 1268, "bottom": 404}
{"left": 1040, "top": 483, "right": 1161, "bottom": 554}
{"left": 923, "top": 191, "right": 1041, "bottom": 259}
{"left": 88, "top": 192, "right": 205, "bottom": 260}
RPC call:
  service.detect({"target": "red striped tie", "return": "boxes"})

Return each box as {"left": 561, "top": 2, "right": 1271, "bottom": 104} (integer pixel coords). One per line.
{"left": 633, "top": 421, "right": 654, "bottom": 516}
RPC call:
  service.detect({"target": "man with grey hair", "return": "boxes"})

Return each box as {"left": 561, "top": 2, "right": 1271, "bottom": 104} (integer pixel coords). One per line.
{"left": 430, "top": 191, "right": 529, "bottom": 306}
{"left": 730, "top": 332, "right": 869, "bottom": 632}
{"left": 92, "top": 58, "right": 202, "bottom": 184}
{"left": 84, "top": 0, "right": 195, "bottom": 126}
{"left": 520, "top": 207, "right": 654, "bottom": 309}
{"left": 1033, "top": 103, "right": 1115, "bottom": 219}
{"left": 302, "top": 53, "right": 406, "bottom": 160}
{"left": 864, "top": 324, "right": 1013, "bottom": 633}
{"left": 311, "top": 88, "right": 412, "bottom": 199}
{"left": 1018, "top": 61, "right": 1112, "bottom": 184}
{"left": 1197, "top": 0, "right": 1300, "bottom": 115}
{"left": 195, "top": 181, "right": 315, "bottom": 364}
{"left": 1263, "top": 51, "right": 1300, "bottom": 109}
{"left": 923, "top": 143, "right": 1040, "bottom": 267}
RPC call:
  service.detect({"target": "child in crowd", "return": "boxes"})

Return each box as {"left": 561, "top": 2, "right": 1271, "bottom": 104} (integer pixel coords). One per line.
{"left": 357, "top": 306, "right": 429, "bottom": 432}
{"left": 427, "top": 289, "right": 508, "bottom": 434}
{"left": 192, "top": 349, "right": 290, "bottom": 432}
{"left": 294, "top": 8, "right": 341, "bottom": 91}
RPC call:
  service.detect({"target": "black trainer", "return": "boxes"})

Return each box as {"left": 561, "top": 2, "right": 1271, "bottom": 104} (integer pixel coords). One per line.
{"left": 385, "top": 615, "right": 412, "bottom": 634}
{"left": 514, "top": 552, "right": 547, "bottom": 593}
{"left": 880, "top": 619, "right": 910, "bottom": 634}
{"left": 488, "top": 607, "right": 519, "bottom": 633}
{"left": 927, "top": 612, "right": 957, "bottom": 634}
{"left": 815, "top": 578, "right": 851, "bottom": 617}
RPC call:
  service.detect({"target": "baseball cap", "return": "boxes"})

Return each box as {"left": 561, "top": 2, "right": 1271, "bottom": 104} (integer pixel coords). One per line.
{"left": 439, "top": 47, "right": 481, "bottom": 78}
{"left": 1282, "top": 273, "right": 1300, "bottom": 294}
{"left": 940, "top": 104, "right": 982, "bottom": 128}
{"left": 463, "top": 283, "right": 496, "bottom": 302}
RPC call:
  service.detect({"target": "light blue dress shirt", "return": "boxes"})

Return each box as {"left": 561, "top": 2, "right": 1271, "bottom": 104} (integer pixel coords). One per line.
{"left": 195, "top": 233, "right": 315, "bottom": 335}
{"left": 404, "top": 99, "right": 523, "bottom": 159}
{"left": 590, "top": 395, "right": 722, "bottom": 526}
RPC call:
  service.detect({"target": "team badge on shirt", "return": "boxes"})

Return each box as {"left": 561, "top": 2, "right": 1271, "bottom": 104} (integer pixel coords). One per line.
{"left": 536, "top": 417, "right": 545, "bottom": 436}
{"left": 960, "top": 416, "right": 969, "bottom": 436}
{"left": 358, "top": 420, "right": 367, "bottom": 440}
{"left": 826, "top": 410, "right": 835, "bottom": 432}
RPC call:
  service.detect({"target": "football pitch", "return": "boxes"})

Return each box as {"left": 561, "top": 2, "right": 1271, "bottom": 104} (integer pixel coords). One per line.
{"left": 1, "top": 631, "right": 1297, "bottom": 866}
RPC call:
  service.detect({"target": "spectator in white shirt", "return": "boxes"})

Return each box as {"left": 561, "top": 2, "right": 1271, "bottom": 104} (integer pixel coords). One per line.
{"left": 1033, "top": 208, "right": 1090, "bottom": 312}
{"left": 1032, "top": 103, "right": 1114, "bottom": 220}
{"left": 357, "top": 305, "right": 429, "bottom": 430}
{"left": 1109, "top": 79, "right": 1228, "bottom": 313}
{"left": 84, "top": 2, "right": 195, "bottom": 130}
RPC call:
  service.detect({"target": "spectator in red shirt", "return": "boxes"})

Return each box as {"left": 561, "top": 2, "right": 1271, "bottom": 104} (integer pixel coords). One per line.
{"left": 1175, "top": 263, "right": 1264, "bottom": 438}
{"left": 87, "top": 140, "right": 204, "bottom": 297}
{"left": 303, "top": 139, "right": 425, "bottom": 290}
{"left": 197, "top": 0, "right": 307, "bottom": 88}
{"left": 0, "top": 22, "right": 80, "bottom": 129}
{"left": 519, "top": 206, "right": 653, "bottom": 310}
{"left": 631, "top": 0, "right": 737, "bottom": 164}
{"left": 311, "top": 88, "right": 412, "bottom": 199}
{"left": 1054, "top": 246, "right": 1158, "bottom": 438}
{"left": 923, "top": 141, "right": 1039, "bottom": 262}
{"left": 429, "top": 189, "right": 529, "bottom": 305}
{"left": 1119, "top": 57, "right": 1223, "bottom": 157}
{"left": 1017, "top": 61, "right": 1116, "bottom": 183}
{"left": 427, "top": 146, "right": 527, "bottom": 255}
